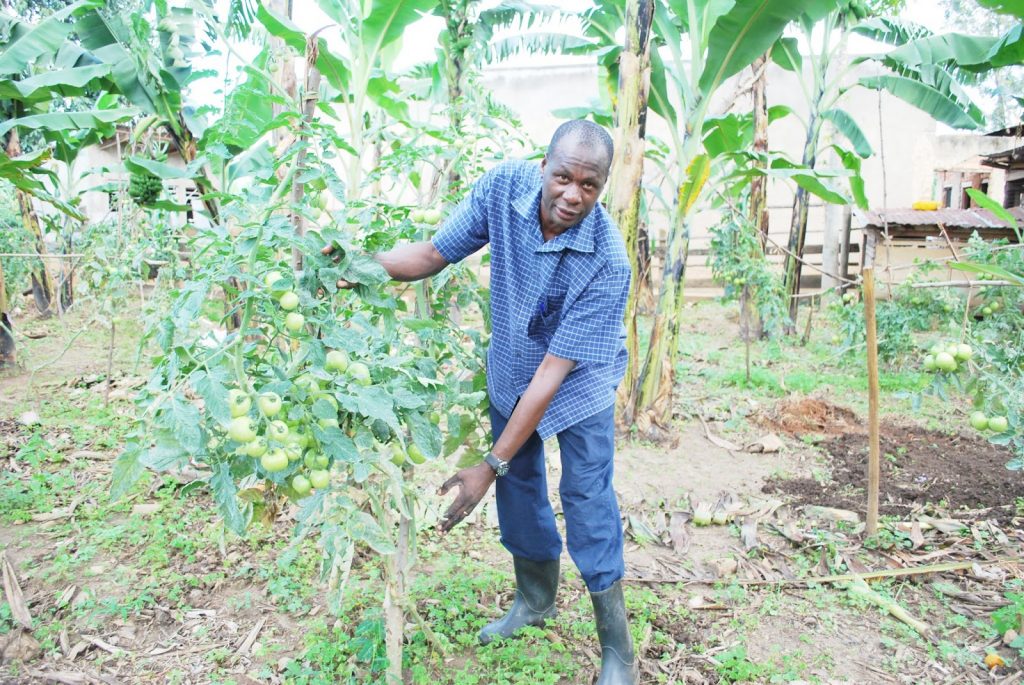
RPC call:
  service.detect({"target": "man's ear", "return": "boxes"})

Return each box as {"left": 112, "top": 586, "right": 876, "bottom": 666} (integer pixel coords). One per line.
{"left": 540, "top": 155, "right": 547, "bottom": 172}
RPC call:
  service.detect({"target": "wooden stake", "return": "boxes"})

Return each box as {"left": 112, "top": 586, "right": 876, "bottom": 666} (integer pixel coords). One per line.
{"left": 863, "top": 266, "right": 880, "bottom": 535}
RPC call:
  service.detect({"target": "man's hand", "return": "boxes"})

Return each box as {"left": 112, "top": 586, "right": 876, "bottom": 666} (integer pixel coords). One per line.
{"left": 320, "top": 243, "right": 356, "bottom": 290}
{"left": 437, "top": 462, "right": 495, "bottom": 533}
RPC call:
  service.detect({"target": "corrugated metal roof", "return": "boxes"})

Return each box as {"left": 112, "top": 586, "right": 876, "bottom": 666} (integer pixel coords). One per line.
{"left": 858, "top": 207, "right": 1024, "bottom": 230}
{"left": 981, "top": 144, "right": 1024, "bottom": 169}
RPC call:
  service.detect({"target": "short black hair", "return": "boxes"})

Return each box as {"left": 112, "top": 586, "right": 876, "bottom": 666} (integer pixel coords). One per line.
{"left": 548, "top": 120, "right": 614, "bottom": 172}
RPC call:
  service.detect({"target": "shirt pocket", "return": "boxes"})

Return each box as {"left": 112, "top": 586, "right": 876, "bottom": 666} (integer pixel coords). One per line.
{"left": 527, "top": 292, "right": 566, "bottom": 347}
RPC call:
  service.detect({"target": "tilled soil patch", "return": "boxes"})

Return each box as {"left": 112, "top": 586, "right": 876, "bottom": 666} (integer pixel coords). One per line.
{"left": 764, "top": 422, "right": 1023, "bottom": 521}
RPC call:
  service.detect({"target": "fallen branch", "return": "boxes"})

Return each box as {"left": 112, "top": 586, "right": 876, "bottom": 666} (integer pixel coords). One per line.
{"left": 848, "top": 576, "right": 931, "bottom": 636}
{"left": 624, "top": 557, "right": 1023, "bottom": 587}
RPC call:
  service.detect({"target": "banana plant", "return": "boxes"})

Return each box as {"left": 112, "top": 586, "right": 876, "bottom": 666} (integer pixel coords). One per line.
{"left": 776, "top": 1, "right": 1014, "bottom": 324}
{"left": 617, "top": 0, "right": 841, "bottom": 427}
{"left": 0, "top": 0, "right": 136, "bottom": 317}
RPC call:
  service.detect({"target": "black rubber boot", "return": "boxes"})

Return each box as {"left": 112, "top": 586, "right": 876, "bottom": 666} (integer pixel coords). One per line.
{"left": 478, "top": 557, "right": 559, "bottom": 645}
{"left": 591, "top": 581, "right": 637, "bottom": 685}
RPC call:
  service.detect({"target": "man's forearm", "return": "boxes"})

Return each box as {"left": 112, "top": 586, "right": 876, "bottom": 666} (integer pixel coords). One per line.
{"left": 377, "top": 240, "right": 448, "bottom": 282}
{"left": 491, "top": 354, "right": 576, "bottom": 460}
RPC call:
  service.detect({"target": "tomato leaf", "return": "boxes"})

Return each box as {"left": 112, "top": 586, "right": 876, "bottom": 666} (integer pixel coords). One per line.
{"left": 167, "top": 397, "right": 203, "bottom": 453}
{"left": 406, "top": 411, "right": 441, "bottom": 459}
{"left": 348, "top": 511, "right": 395, "bottom": 555}
{"left": 139, "top": 435, "right": 189, "bottom": 471}
{"left": 211, "top": 462, "right": 248, "bottom": 536}
{"left": 341, "top": 253, "right": 389, "bottom": 286}
{"left": 390, "top": 386, "right": 426, "bottom": 410}
{"left": 342, "top": 386, "right": 399, "bottom": 433}
{"left": 313, "top": 425, "right": 360, "bottom": 463}
{"left": 109, "top": 442, "right": 145, "bottom": 502}
{"left": 190, "top": 368, "right": 231, "bottom": 426}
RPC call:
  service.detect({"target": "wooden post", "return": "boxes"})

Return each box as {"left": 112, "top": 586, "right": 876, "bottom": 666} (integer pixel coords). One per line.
{"left": 863, "top": 231, "right": 880, "bottom": 535}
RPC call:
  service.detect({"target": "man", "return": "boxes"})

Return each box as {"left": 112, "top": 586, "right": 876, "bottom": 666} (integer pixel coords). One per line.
{"left": 329, "top": 120, "right": 635, "bottom": 684}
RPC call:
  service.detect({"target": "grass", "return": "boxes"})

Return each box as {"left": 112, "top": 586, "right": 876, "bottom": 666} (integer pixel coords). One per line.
{"left": 0, "top": 297, "right": 1015, "bottom": 684}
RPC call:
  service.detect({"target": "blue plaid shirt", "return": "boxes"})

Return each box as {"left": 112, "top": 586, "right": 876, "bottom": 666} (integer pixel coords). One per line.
{"left": 432, "top": 160, "right": 630, "bottom": 439}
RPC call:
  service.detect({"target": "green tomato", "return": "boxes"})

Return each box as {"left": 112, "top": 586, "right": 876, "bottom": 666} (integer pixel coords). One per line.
{"left": 407, "top": 443, "right": 427, "bottom": 465}
{"left": 390, "top": 442, "right": 405, "bottom": 466}
{"left": 937, "top": 352, "right": 958, "bottom": 374}
{"left": 830, "top": 335, "right": 841, "bottom": 345}
{"left": 923, "top": 355, "right": 936, "bottom": 371}
{"left": 279, "top": 291, "right": 300, "bottom": 311}
{"left": 268, "top": 420, "right": 291, "bottom": 442}
{"left": 423, "top": 208, "right": 442, "bottom": 225}
{"left": 943, "top": 303, "right": 953, "bottom": 313}
{"left": 934, "top": 352, "right": 957, "bottom": 373}
{"left": 291, "top": 474, "right": 312, "bottom": 496}
{"left": 325, "top": 350, "right": 350, "bottom": 373}
{"left": 261, "top": 448, "right": 289, "bottom": 472}
{"left": 982, "top": 306, "right": 993, "bottom": 316}
{"left": 989, "top": 416, "right": 1009, "bottom": 433}
{"left": 265, "top": 271, "right": 284, "bottom": 289}
{"left": 285, "top": 444, "right": 303, "bottom": 462}
{"left": 228, "top": 417, "right": 258, "bottom": 443}
{"left": 954, "top": 344, "right": 973, "bottom": 362}
{"left": 969, "top": 411, "right": 989, "bottom": 431}
{"left": 257, "top": 392, "right": 282, "bottom": 417}
{"left": 314, "top": 393, "right": 339, "bottom": 410}
{"left": 409, "top": 209, "right": 426, "bottom": 223}
{"left": 309, "top": 469, "right": 330, "bottom": 490}
{"left": 348, "top": 362, "right": 371, "bottom": 386}
{"left": 228, "top": 389, "right": 251, "bottom": 418}
{"left": 244, "top": 436, "right": 269, "bottom": 458}
{"left": 294, "top": 374, "right": 322, "bottom": 393}
{"left": 991, "top": 301, "right": 1001, "bottom": 311}
{"left": 285, "top": 312, "right": 305, "bottom": 332}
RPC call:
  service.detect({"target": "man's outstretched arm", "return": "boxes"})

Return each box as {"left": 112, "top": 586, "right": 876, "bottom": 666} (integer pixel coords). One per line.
{"left": 321, "top": 240, "right": 448, "bottom": 285}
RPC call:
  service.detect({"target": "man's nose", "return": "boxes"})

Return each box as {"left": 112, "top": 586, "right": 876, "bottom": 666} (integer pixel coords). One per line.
{"left": 564, "top": 184, "right": 581, "bottom": 204}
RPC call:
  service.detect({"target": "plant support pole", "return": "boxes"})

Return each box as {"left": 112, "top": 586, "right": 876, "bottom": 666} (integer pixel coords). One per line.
{"left": 863, "top": 264, "right": 880, "bottom": 536}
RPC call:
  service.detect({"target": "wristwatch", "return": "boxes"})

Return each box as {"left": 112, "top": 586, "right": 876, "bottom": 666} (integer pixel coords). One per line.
{"left": 484, "top": 452, "right": 510, "bottom": 477}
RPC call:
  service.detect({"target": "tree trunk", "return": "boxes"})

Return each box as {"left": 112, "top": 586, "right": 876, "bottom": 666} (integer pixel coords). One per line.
{"left": 743, "top": 52, "right": 770, "bottom": 341}
{"left": 783, "top": 111, "right": 821, "bottom": 327}
{"left": 441, "top": 0, "right": 469, "bottom": 195}
{"left": 6, "top": 130, "right": 58, "bottom": 317}
{"left": 634, "top": 209, "right": 689, "bottom": 428}
{"left": 750, "top": 53, "right": 770, "bottom": 251}
{"left": 608, "top": 0, "right": 654, "bottom": 425}
{"left": 0, "top": 257, "right": 14, "bottom": 368}
{"left": 290, "top": 48, "right": 322, "bottom": 272}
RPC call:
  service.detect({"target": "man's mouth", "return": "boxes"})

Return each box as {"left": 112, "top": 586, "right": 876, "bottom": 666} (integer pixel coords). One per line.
{"left": 555, "top": 206, "right": 577, "bottom": 221}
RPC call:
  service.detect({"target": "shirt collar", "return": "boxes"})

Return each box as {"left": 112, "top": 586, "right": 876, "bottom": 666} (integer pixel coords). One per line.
{"left": 511, "top": 187, "right": 596, "bottom": 255}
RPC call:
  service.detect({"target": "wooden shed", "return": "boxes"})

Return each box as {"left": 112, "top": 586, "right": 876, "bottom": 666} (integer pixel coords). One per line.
{"left": 856, "top": 207, "right": 1024, "bottom": 288}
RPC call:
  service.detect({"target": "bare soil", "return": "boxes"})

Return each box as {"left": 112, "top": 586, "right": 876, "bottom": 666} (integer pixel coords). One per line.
{"left": 761, "top": 400, "right": 1023, "bottom": 522}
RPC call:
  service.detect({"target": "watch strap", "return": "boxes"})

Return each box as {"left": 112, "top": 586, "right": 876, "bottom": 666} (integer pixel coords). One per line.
{"left": 484, "top": 452, "right": 510, "bottom": 476}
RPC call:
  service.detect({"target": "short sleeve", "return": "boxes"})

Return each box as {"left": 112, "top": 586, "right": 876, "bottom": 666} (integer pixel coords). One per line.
{"left": 431, "top": 169, "right": 494, "bottom": 264}
{"left": 547, "top": 263, "right": 631, "bottom": 365}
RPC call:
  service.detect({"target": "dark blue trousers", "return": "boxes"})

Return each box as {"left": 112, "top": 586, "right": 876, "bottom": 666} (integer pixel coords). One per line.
{"left": 490, "top": 403, "right": 624, "bottom": 593}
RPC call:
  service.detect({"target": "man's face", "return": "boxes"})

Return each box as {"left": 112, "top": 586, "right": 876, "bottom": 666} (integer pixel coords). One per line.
{"left": 539, "top": 135, "right": 609, "bottom": 237}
